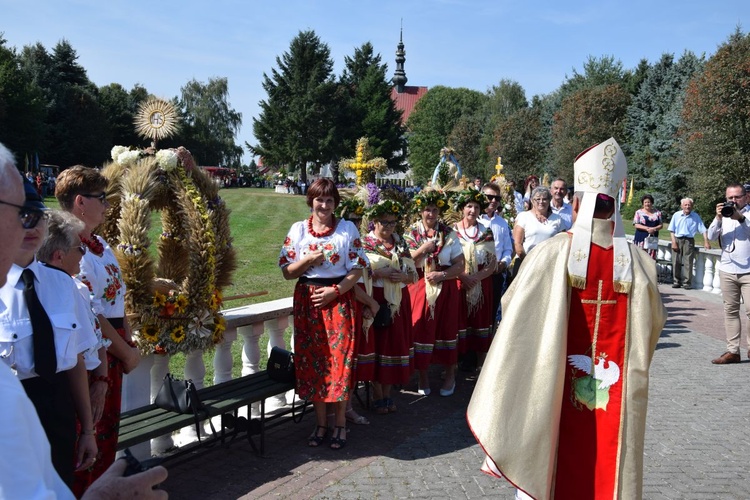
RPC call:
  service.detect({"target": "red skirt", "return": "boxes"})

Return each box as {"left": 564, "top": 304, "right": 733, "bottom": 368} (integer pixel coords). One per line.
{"left": 293, "top": 282, "right": 357, "bottom": 402}
{"left": 457, "top": 275, "right": 495, "bottom": 353}
{"left": 372, "top": 286, "right": 414, "bottom": 385}
{"left": 408, "top": 273, "right": 460, "bottom": 369}
{"left": 72, "top": 327, "right": 125, "bottom": 497}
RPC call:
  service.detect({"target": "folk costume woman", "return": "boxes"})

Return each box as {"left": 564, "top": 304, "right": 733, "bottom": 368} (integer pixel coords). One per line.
{"left": 361, "top": 200, "right": 417, "bottom": 414}
{"left": 404, "top": 190, "right": 465, "bottom": 397}
{"left": 451, "top": 190, "right": 497, "bottom": 358}
{"left": 55, "top": 166, "right": 141, "bottom": 496}
{"left": 279, "top": 179, "right": 367, "bottom": 450}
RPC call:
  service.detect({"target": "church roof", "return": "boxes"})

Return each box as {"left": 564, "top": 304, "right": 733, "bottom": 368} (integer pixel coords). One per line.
{"left": 391, "top": 85, "right": 428, "bottom": 125}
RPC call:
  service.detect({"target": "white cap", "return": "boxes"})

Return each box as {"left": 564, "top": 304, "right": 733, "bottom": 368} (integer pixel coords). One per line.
{"left": 567, "top": 138, "right": 632, "bottom": 293}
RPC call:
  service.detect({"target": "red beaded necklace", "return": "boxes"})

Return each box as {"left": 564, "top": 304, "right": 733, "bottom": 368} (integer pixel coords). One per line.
{"left": 307, "top": 215, "right": 335, "bottom": 238}
{"left": 80, "top": 233, "right": 104, "bottom": 256}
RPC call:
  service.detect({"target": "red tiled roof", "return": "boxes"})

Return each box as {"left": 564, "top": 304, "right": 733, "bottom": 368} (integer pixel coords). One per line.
{"left": 391, "top": 86, "right": 428, "bottom": 125}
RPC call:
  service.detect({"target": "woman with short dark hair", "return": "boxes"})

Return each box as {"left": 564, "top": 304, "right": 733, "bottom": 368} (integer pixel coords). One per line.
{"left": 279, "top": 178, "right": 367, "bottom": 450}
{"left": 633, "top": 194, "right": 663, "bottom": 260}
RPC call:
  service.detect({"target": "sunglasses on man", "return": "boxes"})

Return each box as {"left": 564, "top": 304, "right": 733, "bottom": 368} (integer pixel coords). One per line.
{"left": 0, "top": 198, "right": 49, "bottom": 229}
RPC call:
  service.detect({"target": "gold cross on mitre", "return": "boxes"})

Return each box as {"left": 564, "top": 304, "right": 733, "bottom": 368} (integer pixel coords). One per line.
{"left": 339, "top": 137, "right": 387, "bottom": 186}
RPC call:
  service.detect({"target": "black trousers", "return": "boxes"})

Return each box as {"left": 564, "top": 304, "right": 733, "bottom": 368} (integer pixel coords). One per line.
{"left": 22, "top": 372, "right": 76, "bottom": 487}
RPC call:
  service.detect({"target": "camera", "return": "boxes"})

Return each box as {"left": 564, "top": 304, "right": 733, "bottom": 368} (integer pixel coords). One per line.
{"left": 721, "top": 201, "right": 736, "bottom": 217}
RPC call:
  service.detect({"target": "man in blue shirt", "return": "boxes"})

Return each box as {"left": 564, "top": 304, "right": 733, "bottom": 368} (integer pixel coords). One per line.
{"left": 668, "top": 197, "right": 710, "bottom": 289}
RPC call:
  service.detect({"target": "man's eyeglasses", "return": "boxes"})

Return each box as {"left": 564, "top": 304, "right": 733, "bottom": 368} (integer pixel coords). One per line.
{"left": 484, "top": 194, "right": 501, "bottom": 202}
{"left": 378, "top": 220, "right": 398, "bottom": 227}
{"left": 0, "top": 199, "right": 49, "bottom": 229}
{"left": 80, "top": 192, "right": 107, "bottom": 202}
{"left": 71, "top": 243, "right": 87, "bottom": 256}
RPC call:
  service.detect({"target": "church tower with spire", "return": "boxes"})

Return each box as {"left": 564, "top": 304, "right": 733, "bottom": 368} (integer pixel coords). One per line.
{"left": 389, "top": 24, "right": 427, "bottom": 125}
{"left": 392, "top": 27, "right": 408, "bottom": 93}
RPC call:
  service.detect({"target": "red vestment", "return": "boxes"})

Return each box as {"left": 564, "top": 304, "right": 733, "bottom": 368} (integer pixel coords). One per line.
{"left": 555, "top": 242, "right": 628, "bottom": 498}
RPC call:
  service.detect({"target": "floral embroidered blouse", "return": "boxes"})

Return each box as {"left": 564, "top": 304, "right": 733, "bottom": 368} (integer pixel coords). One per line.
{"left": 279, "top": 219, "right": 368, "bottom": 278}
{"left": 453, "top": 219, "right": 495, "bottom": 266}
{"left": 77, "top": 234, "right": 126, "bottom": 319}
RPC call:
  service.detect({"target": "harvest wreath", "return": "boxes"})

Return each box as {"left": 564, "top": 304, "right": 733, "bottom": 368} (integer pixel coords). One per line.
{"left": 99, "top": 146, "right": 236, "bottom": 355}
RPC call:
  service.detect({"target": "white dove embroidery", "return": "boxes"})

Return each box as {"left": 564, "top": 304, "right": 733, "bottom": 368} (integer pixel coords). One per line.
{"left": 568, "top": 354, "right": 621, "bottom": 389}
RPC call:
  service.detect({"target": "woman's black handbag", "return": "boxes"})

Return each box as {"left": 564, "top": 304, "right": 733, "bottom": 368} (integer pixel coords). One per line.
{"left": 154, "top": 373, "right": 216, "bottom": 444}
{"left": 155, "top": 373, "right": 202, "bottom": 414}
{"left": 267, "top": 347, "right": 295, "bottom": 383}
{"left": 372, "top": 301, "right": 393, "bottom": 328}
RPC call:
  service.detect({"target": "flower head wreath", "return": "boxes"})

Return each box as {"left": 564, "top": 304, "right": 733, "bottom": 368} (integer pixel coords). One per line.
{"left": 367, "top": 199, "right": 405, "bottom": 220}
{"left": 451, "top": 189, "right": 489, "bottom": 212}
{"left": 411, "top": 189, "right": 448, "bottom": 213}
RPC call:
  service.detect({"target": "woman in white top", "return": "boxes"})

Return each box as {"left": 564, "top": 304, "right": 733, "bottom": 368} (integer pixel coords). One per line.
{"left": 279, "top": 179, "right": 367, "bottom": 450}
{"left": 451, "top": 190, "right": 497, "bottom": 360}
{"left": 513, "top": 186, "right": 564, "bottom": 258}
{"left": 404, "top": 190, "right": 465, "bottom": 397}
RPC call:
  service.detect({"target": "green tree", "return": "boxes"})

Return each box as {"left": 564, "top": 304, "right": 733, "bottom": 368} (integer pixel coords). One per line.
{"left": 406, "top": 86, "right": 486, "bottom": 184}
{"left": 680, "top": 28, "right": 750, "bottom": 215}
{"left": 99, "top": 83, "right": 150, "bottom": 148}
{"left": 487, "top": 106, "right": 544, "bottom": 184}
{"left": 477, "top": 79, "right": 529, "bottom": 175}
{"left": 250, "top": 30, "right": 337, "bottom": 184}
{"left": 18, "top": 39, "right": 110, "bottom": 166}
{"left": 447, "top": 113, "right": 485, "bottom": 180}
{"left": 625, "top": 52, "right": 703, "bottom": 213}
{"left": 551, "top": 84, "right": 631, "bottom": 182}
{"left": 338, "top": 42, "right": 406, "bottom": 174}
{"left": 0, "top": 36, "right": 46, "bottom": 159}
{"left": 177, "top": 77, "right": 243, "bottom": 167}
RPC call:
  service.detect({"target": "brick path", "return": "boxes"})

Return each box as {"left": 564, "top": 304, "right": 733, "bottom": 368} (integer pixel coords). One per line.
{"left": 161, "top": 285, "right": 750, "bottom": 499}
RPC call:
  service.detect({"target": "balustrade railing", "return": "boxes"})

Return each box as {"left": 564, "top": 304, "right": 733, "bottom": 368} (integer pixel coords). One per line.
{"left": 121, "top": 297, "right": 294, "bottom": 457}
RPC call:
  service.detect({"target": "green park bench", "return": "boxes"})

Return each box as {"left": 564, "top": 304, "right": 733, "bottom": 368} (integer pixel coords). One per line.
{"left": 117, "top": 370, "right": 305, "bottom": 456}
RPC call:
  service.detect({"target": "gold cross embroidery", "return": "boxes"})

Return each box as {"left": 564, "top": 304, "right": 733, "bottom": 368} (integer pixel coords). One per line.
{"left": 580, "top": 280, "right": 617, "bottom": 363}
{"left": 615, "top": 252, "right": 630, "bottom": 267}
{"left": 574, "top": 249, "right": 588, "bottom": 262}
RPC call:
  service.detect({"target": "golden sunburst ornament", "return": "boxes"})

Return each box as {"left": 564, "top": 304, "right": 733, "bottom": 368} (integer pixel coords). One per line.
{"left": 134, "top": 98, "right": 179, "bottom": 146}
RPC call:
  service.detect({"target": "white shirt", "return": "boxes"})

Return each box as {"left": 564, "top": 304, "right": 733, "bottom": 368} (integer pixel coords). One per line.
{"left": 279, "top": 219, "right": 368, "bottom": 278}
{"left": 0, "top": 261, "right": 98, "bottom": 380}
{"left": 479, "top": 213, "right": 513, "bottom": 267}
{"left": 0, "top": 361, "right": 73, "bottom": 499}
{"left": 515, "top": 211, "right": 564, "bottom": 254}
{"left": 707, "top": 206, "right": 750, "bottom": 274}
{"left": 74, "top": 278, "right": 108, "bottom": 371}
{"left": 551, "top": 202, "right": 573, "bottom": 231}
{"left": 77, "top": 235, "right": 127, "bottom": 318}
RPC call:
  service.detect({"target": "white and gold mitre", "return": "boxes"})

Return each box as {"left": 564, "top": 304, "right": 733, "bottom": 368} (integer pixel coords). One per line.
{"left": 568, "top": 137, "right": 632, "bottom": 293}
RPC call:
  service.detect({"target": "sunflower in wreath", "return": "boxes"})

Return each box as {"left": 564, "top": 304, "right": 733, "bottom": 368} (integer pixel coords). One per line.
{"left": 451, "top": 189, "right": 490, "bottom": 212}
{"left": 411, "top": 189, "right": 448, "bottom": 213}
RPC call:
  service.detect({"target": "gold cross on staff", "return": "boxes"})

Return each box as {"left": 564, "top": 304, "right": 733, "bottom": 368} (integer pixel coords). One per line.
{"left": 580, "top": 280, "right": 618, "bottom": 362}
{"left": 339, "top": 137, "right": 387, "bottom": 186}
{"left": 495, "top": 156, "right": 503, "bottom": 178}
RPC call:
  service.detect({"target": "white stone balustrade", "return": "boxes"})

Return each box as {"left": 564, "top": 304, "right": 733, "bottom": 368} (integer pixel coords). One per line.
{"left": 120, "top": 296, "right": 294, "bottom": 458}
{"left": 650, "top": 239, "right": 723, "bottom": 293}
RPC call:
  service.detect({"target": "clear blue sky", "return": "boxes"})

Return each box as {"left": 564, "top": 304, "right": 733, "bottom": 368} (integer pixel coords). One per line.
{"left": 2, "top": 0, "right": 748, "bottom": 163}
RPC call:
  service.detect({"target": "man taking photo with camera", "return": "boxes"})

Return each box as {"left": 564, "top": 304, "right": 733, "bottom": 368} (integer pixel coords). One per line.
{"left": 707, "top": 184, "right": 750, "bottom": 365}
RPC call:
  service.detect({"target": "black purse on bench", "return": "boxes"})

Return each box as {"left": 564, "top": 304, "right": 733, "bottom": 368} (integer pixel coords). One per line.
{"left": 154, "top": 373, "right": 217, "bottom": 444}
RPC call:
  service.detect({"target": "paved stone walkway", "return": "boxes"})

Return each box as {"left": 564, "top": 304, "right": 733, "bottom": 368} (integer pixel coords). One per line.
{"left": 161, "top": 286, "right": 750, "bottom": 499}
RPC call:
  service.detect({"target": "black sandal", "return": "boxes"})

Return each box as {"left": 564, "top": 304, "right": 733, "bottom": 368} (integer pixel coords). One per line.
{"left": 308, "top": 425, "right": 327, "bottom": 447}
{"left": 329, "top": 425, "right": 347, "bottom": 450}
